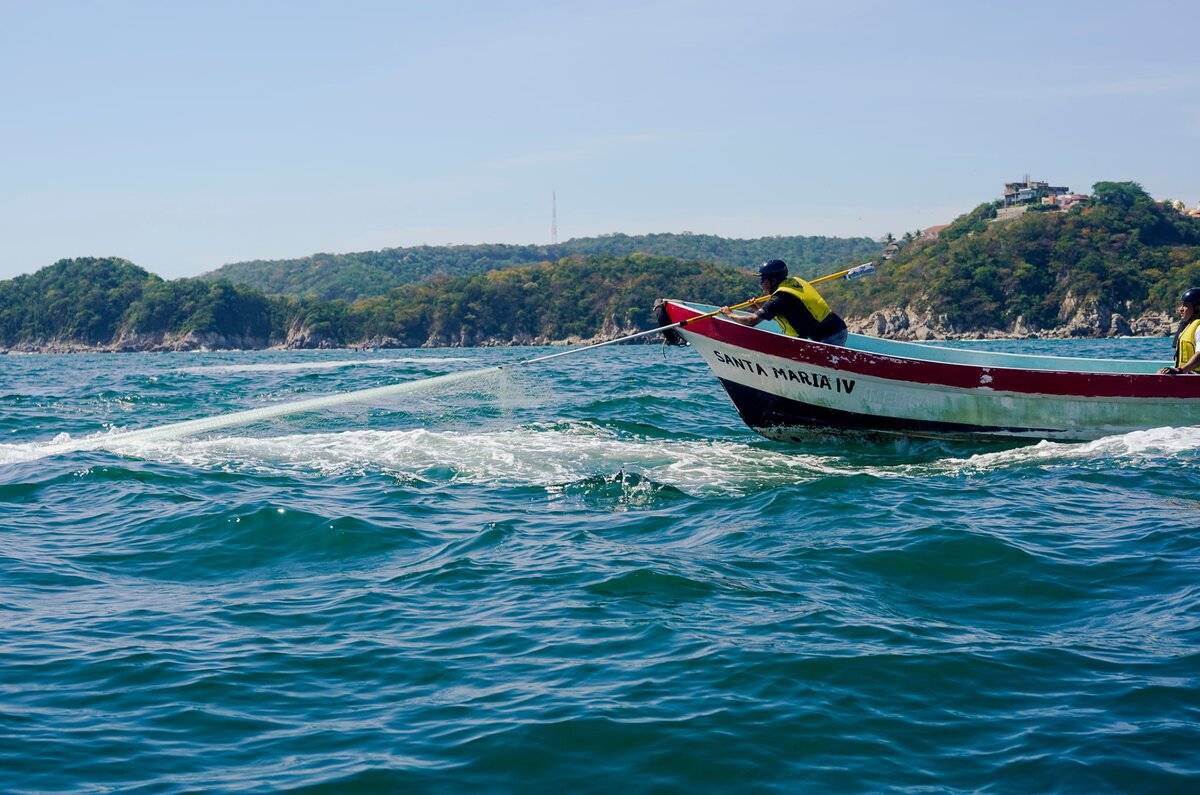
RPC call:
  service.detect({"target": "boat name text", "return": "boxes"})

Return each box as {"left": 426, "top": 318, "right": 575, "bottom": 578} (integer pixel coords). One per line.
{"left": 711, "top": 350, "right": 856, "bottom": 394}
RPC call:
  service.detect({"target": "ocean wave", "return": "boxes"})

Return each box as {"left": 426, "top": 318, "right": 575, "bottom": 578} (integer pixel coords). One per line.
{"left": 550, "top": 471, "right": 690, "bottom": 510}
{"left": 585, "top": 567, "right": 717, "bottom": 600}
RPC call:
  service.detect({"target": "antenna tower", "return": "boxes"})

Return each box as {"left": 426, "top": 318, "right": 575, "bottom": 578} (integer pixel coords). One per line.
{"left": 551, "top": 190, "right": 558, "bottom": 245}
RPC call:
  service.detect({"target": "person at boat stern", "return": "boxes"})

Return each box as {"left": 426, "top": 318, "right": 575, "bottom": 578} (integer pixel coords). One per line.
{"left": 720, "top": 259, "right": 848, "bottom": 345}
{"left": 1160, "top": 288, "right": 1200, "bottom": 374}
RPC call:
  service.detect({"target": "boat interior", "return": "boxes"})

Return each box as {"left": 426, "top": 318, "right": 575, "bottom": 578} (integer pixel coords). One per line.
{"left": 675, "top": 301, "right": 1167, "bottom": 374}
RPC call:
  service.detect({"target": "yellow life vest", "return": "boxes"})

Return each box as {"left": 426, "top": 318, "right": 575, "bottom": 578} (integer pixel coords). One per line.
{"left": 771, "top": 276, "right": 831, "bottom": 338}
{"left": 1177, "top": 318, "right": 1200, "bottom": 369}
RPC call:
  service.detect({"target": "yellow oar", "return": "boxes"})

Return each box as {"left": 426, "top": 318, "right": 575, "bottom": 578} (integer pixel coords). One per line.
{"left": 509, "top": 261, "right": 876, "bottom": 366}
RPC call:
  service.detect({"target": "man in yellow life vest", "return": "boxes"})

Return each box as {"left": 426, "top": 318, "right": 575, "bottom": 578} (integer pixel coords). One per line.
{"left": 1159, "top": 288, "right": 1200, "bottom": 374}
{"left": 719, "top": 259, "right": 848, "bottom": 345}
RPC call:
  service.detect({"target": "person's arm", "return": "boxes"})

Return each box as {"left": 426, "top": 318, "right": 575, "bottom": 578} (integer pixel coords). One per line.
{"left": 719, "top": 306, "right": 765, "bottom": 327}
{"left": 1160, "top": 350, "right": 1200, "bottom": 374}
{"left": 720, "top": 294, "right": 779, "bottom": 327}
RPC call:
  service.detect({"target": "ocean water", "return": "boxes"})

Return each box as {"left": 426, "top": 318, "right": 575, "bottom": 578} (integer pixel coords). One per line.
{"left": 1, "top": 339, "right": 1197, "bottom": 792}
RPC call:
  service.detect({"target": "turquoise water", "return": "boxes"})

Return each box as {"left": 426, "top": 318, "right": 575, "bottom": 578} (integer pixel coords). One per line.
{"left": 2, "top": 339, "right": 1198, "bottom": 792}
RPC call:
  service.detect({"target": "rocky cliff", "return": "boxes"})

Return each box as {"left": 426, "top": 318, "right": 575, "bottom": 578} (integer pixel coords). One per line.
{"left": 846, "top": 298, "right": 1174, "bottom": 341}
{"left": 3, "top": 329, "right": 271, "bottom": 353}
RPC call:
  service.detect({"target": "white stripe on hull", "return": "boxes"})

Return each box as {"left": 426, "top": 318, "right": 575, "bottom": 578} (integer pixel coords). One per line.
{"left": 682, "top": 330, "right": 1191, "bottom": 440}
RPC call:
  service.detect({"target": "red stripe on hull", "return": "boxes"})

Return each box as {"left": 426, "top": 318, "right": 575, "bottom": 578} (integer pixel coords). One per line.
{"left": 665, "top": 302, "right": 1200, "bottom": 400}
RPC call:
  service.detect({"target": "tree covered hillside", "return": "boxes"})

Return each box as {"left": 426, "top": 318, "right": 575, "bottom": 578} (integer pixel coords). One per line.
{"left": 0, "top": 258, "right": 277, "bottom": 348}
{"left": 823, "top": 182, "right": 1200, "bottom": 333}
{"left": 0, "top": 254, "right": 757, "bottom": 350}
{"left": 279, "top": 254, "right": 757, "bottom": 347}
{"left": 205, "top": 232, "right": 879, "bottom": 301}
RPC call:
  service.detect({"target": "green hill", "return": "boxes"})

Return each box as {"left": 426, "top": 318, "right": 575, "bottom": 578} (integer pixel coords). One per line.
{"left": 0, "top": 258, "right": 277, "bottom": 349}
{"left": 0, "top": 254, "right": 758, "bottom": 350}
{"left": 281, "top": 254, "right": 757, "bottom": 348}
{"left": 203, "top": 232, "right": 880, "bottom": 301}
{"left": 823, "top": 182, "right": 1200, "bottom": 334}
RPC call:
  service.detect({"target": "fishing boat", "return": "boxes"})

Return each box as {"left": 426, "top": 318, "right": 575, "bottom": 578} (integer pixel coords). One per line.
{"left": 659, "top": 300, "right": 1199, "bottom": 441}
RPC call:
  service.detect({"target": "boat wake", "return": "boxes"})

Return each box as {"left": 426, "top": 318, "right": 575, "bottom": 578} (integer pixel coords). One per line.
{"left": 69, "top": 424, "right": 851, "bottom": 495}
{"left": 934, "top": 425, "right": 1200, "bottom": 474}
{"left": 5, "top": 421, "right": 1199, "bottom": 495}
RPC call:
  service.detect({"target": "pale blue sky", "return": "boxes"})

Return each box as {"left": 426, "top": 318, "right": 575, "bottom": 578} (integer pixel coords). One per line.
{"left": 2, "top": 0, "right": 1197, "bottom": 278}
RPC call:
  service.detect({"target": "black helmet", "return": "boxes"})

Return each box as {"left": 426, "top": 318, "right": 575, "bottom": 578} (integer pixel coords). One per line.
{"left": 759, "top": 259, "right": 788, "bottom": 280}
{"left": 1183, "top": 288, "right": 1200, "bottom": 306}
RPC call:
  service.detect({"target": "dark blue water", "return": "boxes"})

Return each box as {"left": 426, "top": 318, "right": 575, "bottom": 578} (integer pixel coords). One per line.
{"left": 2, "top": 340, "right": 1198, "bottom": 792}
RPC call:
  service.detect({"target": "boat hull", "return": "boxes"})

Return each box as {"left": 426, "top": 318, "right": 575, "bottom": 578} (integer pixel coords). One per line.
{"left": 663, "top": 301, "right": 1200, "bottom": 441}
{"left": 717, "top": 378, "right": 1050, "bottom": 440}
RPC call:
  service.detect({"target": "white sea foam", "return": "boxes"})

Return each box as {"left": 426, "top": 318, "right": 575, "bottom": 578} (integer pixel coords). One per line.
{"left": 84, "top": 422, "right": 1200, "bottom": 494}
{"left": 175, "top": 357, "right": 472, "bottom": 374}
{"left": 7, "top": 422, "right": 1199, "bottom": 485}
{"left": 84, "top": 423, "right": 854, "bottom": 495}
{"left": 921, "top": 425, "right": 1200, "bottom": 476}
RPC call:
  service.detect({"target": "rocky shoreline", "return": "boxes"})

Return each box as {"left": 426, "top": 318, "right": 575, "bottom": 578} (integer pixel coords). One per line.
{"left": 0, "top": 299, "right": 1177, "bottom": 354}
{"left": 0, "top": 328, "right": 656, "bottom": 354}
{"left": 0, "top": 315, "right": 659, "bottom": 354}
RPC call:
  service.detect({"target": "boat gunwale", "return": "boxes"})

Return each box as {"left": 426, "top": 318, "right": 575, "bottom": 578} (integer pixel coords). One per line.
{"left": 668, "top": 300, "right": 1167, "bottom": 374}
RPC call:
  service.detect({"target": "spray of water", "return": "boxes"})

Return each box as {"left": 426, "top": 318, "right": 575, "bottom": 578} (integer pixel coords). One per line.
{"left": 19, "top": 366, "right": 503, "bottom": 462}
